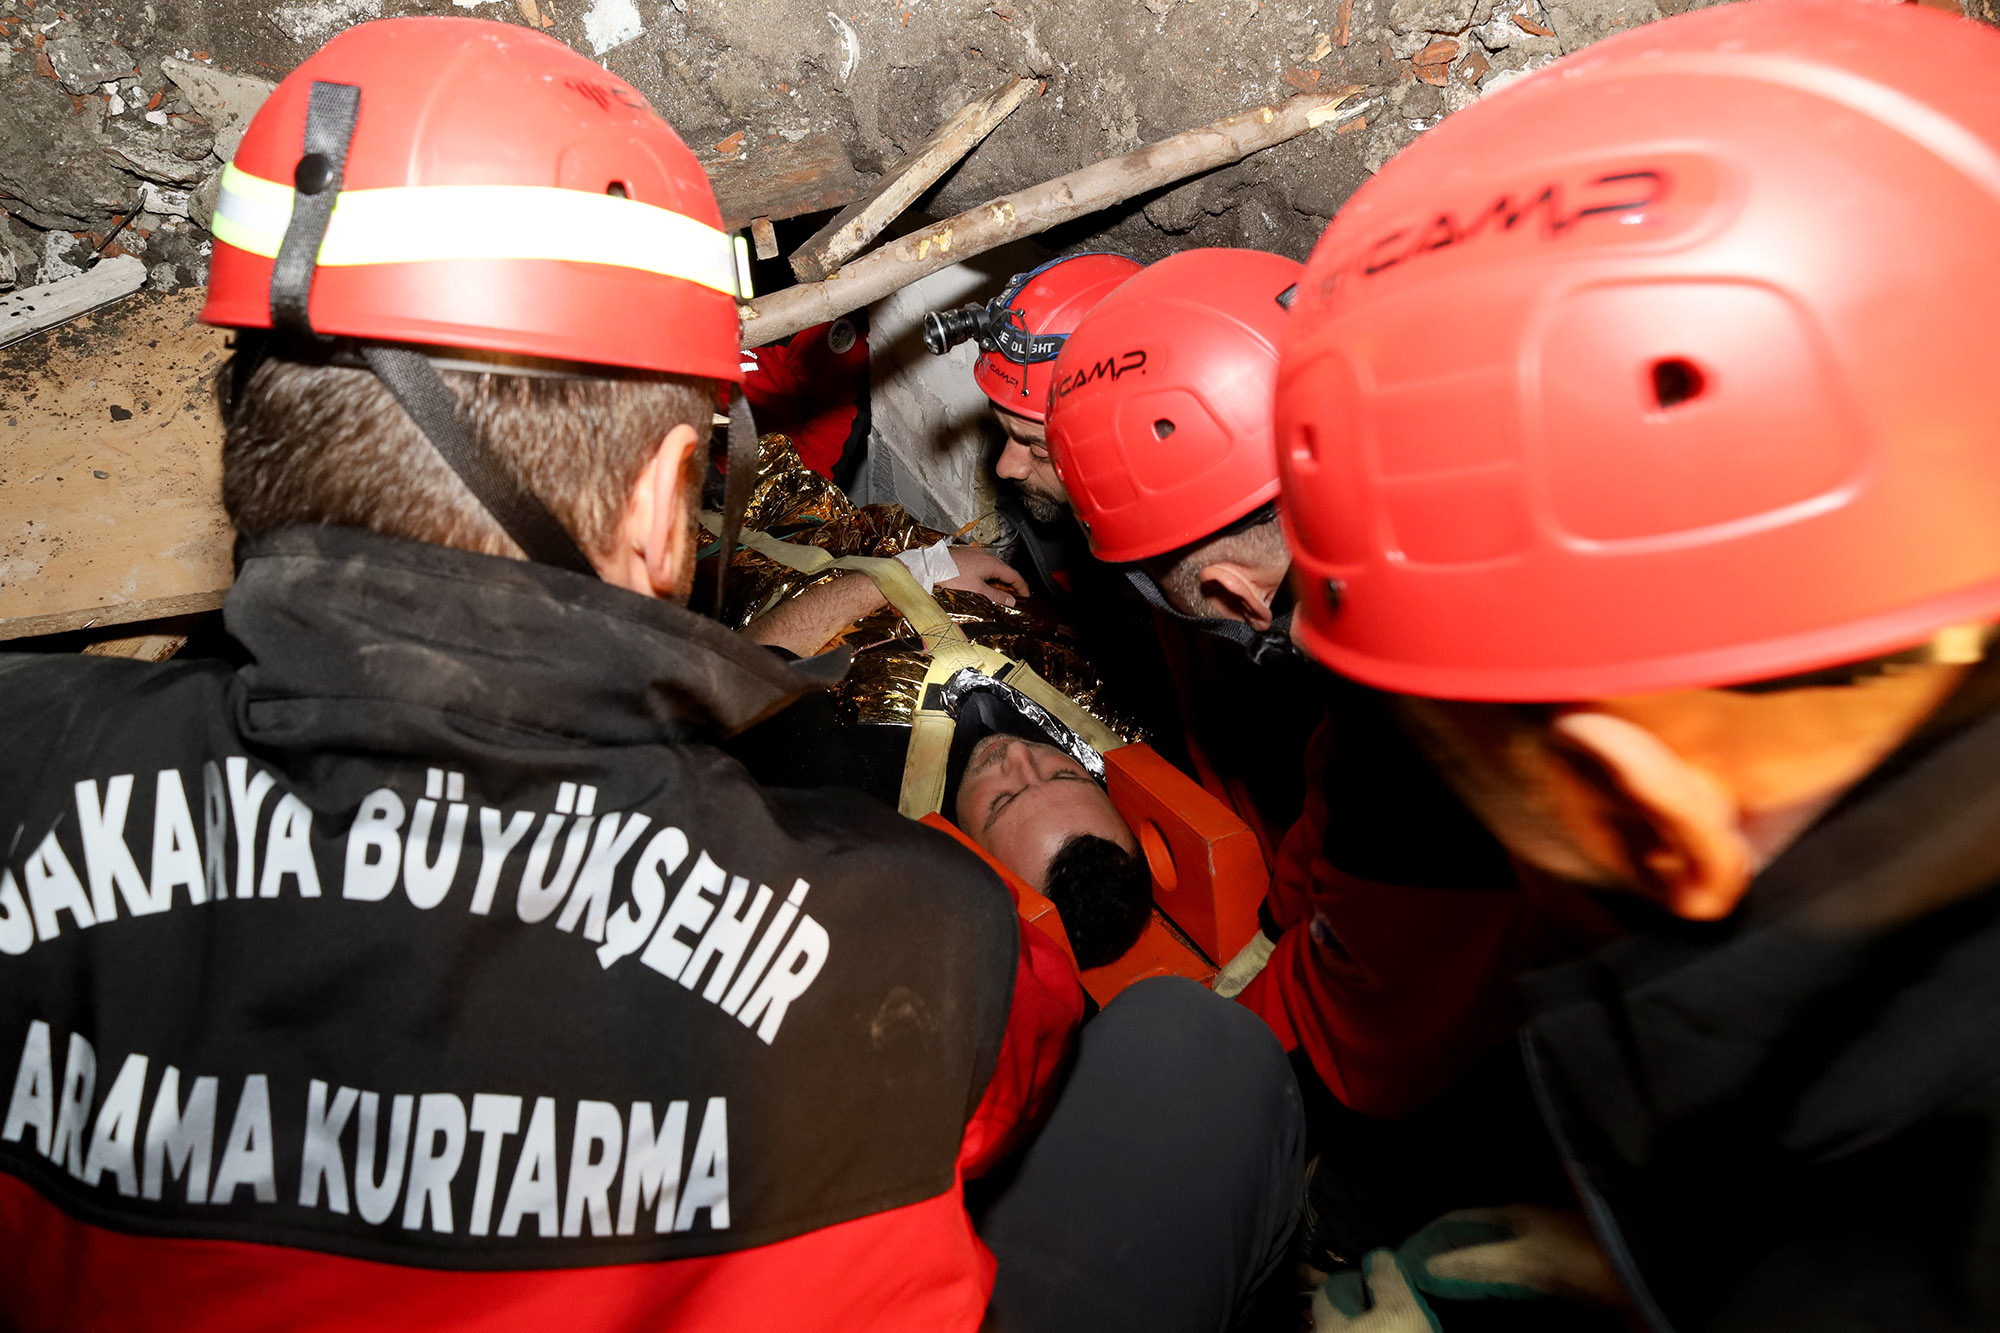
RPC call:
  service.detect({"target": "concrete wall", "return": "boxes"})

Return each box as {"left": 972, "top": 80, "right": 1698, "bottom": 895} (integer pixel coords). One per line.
{"left": 858, "top": 241, "right": 1046, "bottom": 538}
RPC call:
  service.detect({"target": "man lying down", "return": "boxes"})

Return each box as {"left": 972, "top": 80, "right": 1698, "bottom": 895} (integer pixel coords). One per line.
{"left": 712, "top": 436, "right": 1155, "bottom": 969}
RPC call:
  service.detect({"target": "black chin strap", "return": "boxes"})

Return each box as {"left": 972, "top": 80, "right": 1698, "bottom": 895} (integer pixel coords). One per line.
{"left": 267, "top": 79, "right": 594, "bottom": 577}
{"left": 269, "top": 80, "right": 358, "bottom": 341}
{"left": 1123, "top": 567, "right": 1300, "bottom": 667}
{"left": 710, "top": 394, "right": 760, "bottom": 618}
{"left": 361, "top": 346, "right": 595, "bottom": 574}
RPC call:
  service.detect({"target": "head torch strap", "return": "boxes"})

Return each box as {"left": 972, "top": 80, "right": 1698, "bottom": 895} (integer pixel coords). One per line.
{"left": 983, "top": 319, "right": 1067, "bottom": 366}
{"left": 359, "top": 345, "right": 595, "bottom": 575}
{"left": 269, "top": 80, "right": 360, "bottom": 339}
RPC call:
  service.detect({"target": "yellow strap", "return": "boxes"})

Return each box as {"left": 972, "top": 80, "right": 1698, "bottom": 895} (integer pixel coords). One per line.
{"left": 211, "top": 163, "right": 739, "bottom": 296}
{"left": 706, "top": 515, "right": 1128, "bottom": 816}
{"left": 702, "top": 513, "right": 968, "bottom": 653}
{"left": 899, "top": 656, "right": 965, "bottom": 819}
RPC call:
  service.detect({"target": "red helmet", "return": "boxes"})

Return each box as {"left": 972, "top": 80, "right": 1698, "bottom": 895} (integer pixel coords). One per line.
{"left": 973, "top": 253, "right": 1143, "bottom": 421}
{"left": 1276, "top": 0, "right": 2000, "bottom": 702}
{"left": 1046, "top": 248, "right": 1300, "bottom": 563}
{"left": 202, "top": 17, "right": 742, "bottom": 383}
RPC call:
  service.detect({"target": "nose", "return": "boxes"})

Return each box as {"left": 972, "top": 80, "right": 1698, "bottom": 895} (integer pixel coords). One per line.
{"left": 996, "top": 440, "right": 1030, "bottom": 481}
{"left": 998, "top": 738, "right": 1040, "bottom": 779}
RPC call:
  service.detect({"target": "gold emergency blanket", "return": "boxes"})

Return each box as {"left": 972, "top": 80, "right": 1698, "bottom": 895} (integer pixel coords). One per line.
{"left": 715, "top": 434, "right": 1145, "bottom": 742}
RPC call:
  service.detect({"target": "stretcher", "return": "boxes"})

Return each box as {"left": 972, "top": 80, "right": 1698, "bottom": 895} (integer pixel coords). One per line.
{"left": 706, "top": 513, "right": 1269, "bottom": 1004}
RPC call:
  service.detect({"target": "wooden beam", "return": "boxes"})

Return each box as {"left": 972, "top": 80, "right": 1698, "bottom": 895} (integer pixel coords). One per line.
{"left": 700, "top": 134, "right": 868, "bottom": 232}
{"left": 80, "top": 619, "right": 199, "bottom": 661}
{"left": 742, "top": 89, "right": 1371, "bottom": 348}
{"left": 1, "top": 590, "right": 226, "bottom": 643}
{"left": 789, "top": 76, "right": 1035, "bottom": 284}
{"left": 0, "top": 289, "right": 235, "bottom": 641}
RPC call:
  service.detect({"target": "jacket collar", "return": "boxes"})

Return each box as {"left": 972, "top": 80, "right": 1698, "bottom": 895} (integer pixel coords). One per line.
{"left": 1522, "top": 698, "right": 2000, "bottom": 1325}
{"left": 226, "top": 526, "right": 846, "bottom": 744}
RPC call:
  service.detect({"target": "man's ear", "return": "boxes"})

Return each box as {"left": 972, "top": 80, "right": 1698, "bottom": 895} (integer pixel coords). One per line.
{"left": 1549, "top": 711, "right": 1754, "bottom": 921}
{"left": 1198, "top": 561, "right": 1281, "bottom": 630}
{"left": 612, "top": 422, "right": 704, "bottom": 601}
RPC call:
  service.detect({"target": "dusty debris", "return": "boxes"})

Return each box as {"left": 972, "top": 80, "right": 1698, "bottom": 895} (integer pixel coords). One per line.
{"left": 160, "top": 56, "right": 275, "bottom": 160}
{"left": 0, "top": 253, "right": 145, "bottom": 349}
{"left": 105, "top": 138, "right": 211, "bottom": 186}
{"left": 44, "top": 30, "right": 131, "bottom": 94}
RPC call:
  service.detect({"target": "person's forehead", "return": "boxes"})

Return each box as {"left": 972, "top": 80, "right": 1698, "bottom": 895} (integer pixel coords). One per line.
{"left": 994, "top": 407, "right": 1044, "bottom": 440}
{"left": 975, "top": 733, "right": 1079, "bottom": 769}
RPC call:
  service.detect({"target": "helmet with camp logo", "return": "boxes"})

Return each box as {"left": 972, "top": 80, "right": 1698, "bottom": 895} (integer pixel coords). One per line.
{"left": 201, "top": 16, "right": 743, "bottom": 383}
{"left": 1275, "top": 0, "right": 2000, "bottom": 701}
{"left": 1045, "top": 248, "right": 1300, "bottom": 563}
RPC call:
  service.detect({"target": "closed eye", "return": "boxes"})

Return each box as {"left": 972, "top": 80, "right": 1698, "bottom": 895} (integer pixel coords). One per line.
{"left": 979, "top": 769, "right": 1091, "bottom": 836}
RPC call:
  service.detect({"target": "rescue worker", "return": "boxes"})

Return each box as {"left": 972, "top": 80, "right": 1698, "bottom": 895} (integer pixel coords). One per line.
{"left": 1045, "top": 252, "right": 1569, "bottom": 1268}
{"left": 925, "top": 252, "right": 1188, "bottom": 753}
{"left": 0, "top": 20, "right": 1304, "bottom": 1331}
{"left": 1042, "top": 247, "right": 1320, "bottom": 870}
{"left": 1276, "top": 2, "right": 2000, "bottom": 1327}
{"left": 932, "top": 252, "right": 1143, "bottom": 533}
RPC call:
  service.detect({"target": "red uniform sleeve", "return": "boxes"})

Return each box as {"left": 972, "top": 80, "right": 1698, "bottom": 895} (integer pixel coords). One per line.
{"left": 956, "top": 920, "right": 1084, "bottom": 1179}
{"left": 1263, "top": 715, "right": 1336, "bottom": 934}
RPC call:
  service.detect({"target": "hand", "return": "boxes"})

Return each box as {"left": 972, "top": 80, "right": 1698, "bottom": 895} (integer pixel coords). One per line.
{"left": 1314, "top": 1249, "right": 1440, "bottom": 1333}
{"left": 938, "top": 547, "right": 1029, "bottom": 608}
{"left": 1313, "top": 1207, "right": 1627, "bottom": 1332}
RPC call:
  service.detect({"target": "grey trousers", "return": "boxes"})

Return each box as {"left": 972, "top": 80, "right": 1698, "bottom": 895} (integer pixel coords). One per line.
{"left": 974, "top": 977, "right": 1306, "bottom": 1333}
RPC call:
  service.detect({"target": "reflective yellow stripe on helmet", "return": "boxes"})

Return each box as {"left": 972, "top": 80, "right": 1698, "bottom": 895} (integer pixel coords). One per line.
{"left": 211, "top": 163, "right": 740, "bottom": 296}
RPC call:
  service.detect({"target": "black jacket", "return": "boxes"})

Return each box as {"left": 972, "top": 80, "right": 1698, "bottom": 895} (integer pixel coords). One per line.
{"left": 0, "top": 526, "right": 1018, "bottom": 1280}
{"left": 1524, "top": 700, "right": 2000, "bottom": 1332}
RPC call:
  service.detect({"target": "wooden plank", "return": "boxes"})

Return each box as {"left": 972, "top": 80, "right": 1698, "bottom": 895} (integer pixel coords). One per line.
{"left": 0, "top": 289, "right": 235, "bottom": 641}
{"left": 744, "top": 89, "right": 1372, "bottom": 347}
{"left": 80, "top": 623, "right": 195, "bottom": 661}
{"left": 750, "top": 216, "right": 779, "bottom": 261}
{"left": 699, "top": 134, "right": 867, "bottom": 232}
{"left": 0, "top": 256, "right": 148, "bottom": 350}
{"left": 790, "top": 77, "right": 1035, "bottom": 284}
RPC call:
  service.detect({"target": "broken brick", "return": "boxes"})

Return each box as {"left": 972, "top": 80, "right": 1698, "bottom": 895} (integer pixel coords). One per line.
{"left": 1336, "top": 114, "right": 1366, "bottom": 135}
{"left": 34, "top": 50, "right": 55, "bottom": 79}
{"left": 1282, "top": 66, "right": 1322, "bottom": 92}
{"left": 1459, "top": 48, "right": 1490, "bottom": 84}
{"left": 1514, "top": 13, "right": 1553, "bottom": 36}
{"left": 713, "top": 130, "right": 746, "bottom": 154}
{"left": 1335, "top": 0, "right": 1353, "bottom": 46}
{"left": 1415, "top": 60, "right": 1448, "bottom": 85}
{"left": 1415, "top": 38, "right": 1459, "bottom": 65}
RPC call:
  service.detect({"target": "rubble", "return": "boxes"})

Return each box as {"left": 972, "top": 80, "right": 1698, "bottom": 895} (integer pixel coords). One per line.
{"left": 0, "top": 0, "right": 1983, "bottom": 301}
{"left": 44, "top": 29, "right": 134, "bottom": 94}
{"left": 159, "top": 56, "right": 276, "bottom": 159}
{"left": 0, "top": 254, "right": 146, "bottom": 348}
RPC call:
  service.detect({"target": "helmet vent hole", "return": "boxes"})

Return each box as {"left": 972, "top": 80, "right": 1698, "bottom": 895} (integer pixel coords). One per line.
{"left": 1650, "top": 358, "right": 1705, "bottom": 412}
{"left": 1153, "top": 419, "right": 1176, "bottom": 440}
{"left": 605, "top": 181, "right": 630, "bottom": 198}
